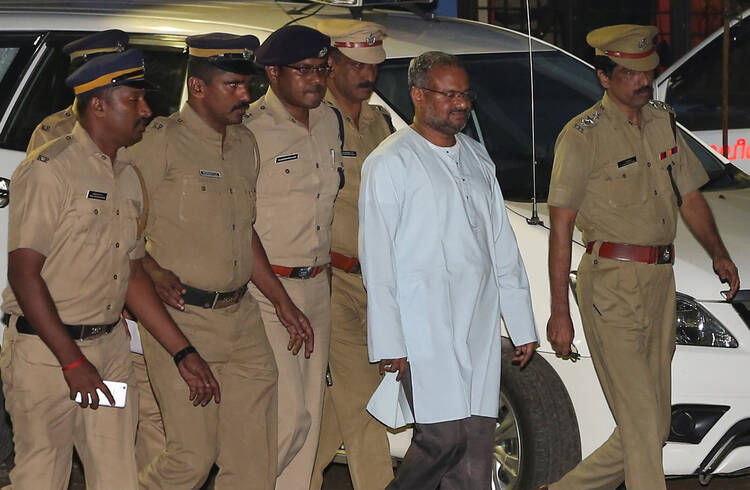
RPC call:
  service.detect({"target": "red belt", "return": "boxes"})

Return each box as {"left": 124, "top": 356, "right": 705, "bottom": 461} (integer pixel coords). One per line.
{"left": 330, "top": 252, "right": 361, "bottom": 274}
{"left": 271, "top": 265, "right": 325, "bottom": 280}
{"left": 586, "top": 241, "right": 674, "bottom": 265}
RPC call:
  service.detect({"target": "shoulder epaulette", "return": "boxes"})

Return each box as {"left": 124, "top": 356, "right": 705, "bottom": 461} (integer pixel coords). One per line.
{"left": 35, "top": 134, "right": 74, "bottom": 162}
{"left": 648, "top": 99, "right": 675, "bottom": 115}
{"left": 573, "top": 110, "right": 601, "bottom": 133}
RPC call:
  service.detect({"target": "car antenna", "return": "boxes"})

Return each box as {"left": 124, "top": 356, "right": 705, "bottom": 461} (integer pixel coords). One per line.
{"left": 524, "top": 0, "right": 543, "bottom": 226}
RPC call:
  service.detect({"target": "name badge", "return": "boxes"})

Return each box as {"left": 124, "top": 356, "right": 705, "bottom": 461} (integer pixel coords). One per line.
{"left": 275, "top": 153, "right": 299, "bottom": 164}
{"left": 87, "top": 190, "right": 107, "bottom": 200}
{"left": 342, "top": 150, "right": 357, "bottom": 158}
{"left": 199, "top": 170, "right": 221, "bottom": 178}
{"left": 617, "top": 156, "right": 637, "bottom": 168}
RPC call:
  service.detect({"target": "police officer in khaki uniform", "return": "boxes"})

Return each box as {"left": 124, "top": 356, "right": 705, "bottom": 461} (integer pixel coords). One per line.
{"left": 311, "top": 19, "right": 394, "bottom": 490}
{"left": 27, "top": 29, "right": 128, "bottom": 153}
{"left": 244, "top": 25, "right": 342, "bottom": 490}
{"left": 544, "top": 25, "right": 739, "bottom": 489}
{"left": 0, "top": 49, "right": 218, "bottom": 490}
{"left": 124, "top": 33, "right": 312, "bottom": 490}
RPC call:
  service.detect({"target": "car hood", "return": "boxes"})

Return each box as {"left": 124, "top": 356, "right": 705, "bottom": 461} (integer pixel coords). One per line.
{"left": 508, "top": 188, "right": 750, "bottom": 302}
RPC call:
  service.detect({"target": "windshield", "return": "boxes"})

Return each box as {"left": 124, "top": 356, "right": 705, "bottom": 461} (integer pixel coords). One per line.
{"left": 376, "top": 51, "right": 749, "bottom": 200}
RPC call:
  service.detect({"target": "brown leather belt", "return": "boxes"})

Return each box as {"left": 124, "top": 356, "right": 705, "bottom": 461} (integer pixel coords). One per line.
{"left": 182, "top": 284, "right": 247, "bottom": 309}
{"left": 586, "top": 241, "right": 674, "bottom": 265}
{"left": 330, "top": 252, "right": 361, "bottom": 274}
{"left": 15, "top": 316, "right": 119, "bottom": 340}
{"left": 271, "top": 265, "right": 326, "bottom": 280}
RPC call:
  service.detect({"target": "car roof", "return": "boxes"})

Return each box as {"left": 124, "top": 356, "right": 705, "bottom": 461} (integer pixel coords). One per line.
{"left": 0, "top": 0, "right": 556, "bottom": 57}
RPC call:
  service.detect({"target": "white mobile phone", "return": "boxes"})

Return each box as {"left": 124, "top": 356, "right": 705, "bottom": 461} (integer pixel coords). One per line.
{"left": 74, "top": 380, "right": 127, "bottom": 408}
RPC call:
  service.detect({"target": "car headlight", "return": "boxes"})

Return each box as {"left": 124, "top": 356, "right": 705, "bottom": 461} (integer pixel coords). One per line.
{"left": 569, "top": 273, "right": 737, "bottom": 348}
{"left": 675, "top": 293, "right": 737, "bottom": 348}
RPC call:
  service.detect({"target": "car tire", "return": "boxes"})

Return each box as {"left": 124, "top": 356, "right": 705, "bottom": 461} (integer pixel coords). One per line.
{"left": 494, "top": 339, "right": 581, "bottom": 489}
{"left": 0, "top": 379, "right": 12, "bottom": 463}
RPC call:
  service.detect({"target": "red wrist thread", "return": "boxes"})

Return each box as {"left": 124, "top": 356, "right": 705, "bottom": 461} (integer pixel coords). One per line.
{"left": 61, "top": 355, "right": 87, "bottom": 372}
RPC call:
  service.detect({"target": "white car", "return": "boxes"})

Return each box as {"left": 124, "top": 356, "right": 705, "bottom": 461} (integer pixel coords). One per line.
{"left": 654, "top": 8, "right": 750, "bottom": 172}
{"left": 0, "top": 2, "right": 747, "bottom": 489}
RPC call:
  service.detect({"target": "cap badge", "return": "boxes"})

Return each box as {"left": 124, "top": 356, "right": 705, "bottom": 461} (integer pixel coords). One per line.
{"left": 243, "top": 48, "right": 254, "bottom": 60}
{"left": 366, "top": 33, "right": 376, "bottom": 46}
{"left": 638, "top": 37, "right": 649, "bottom": 51}
{"left": 318, "top": 46, "right": 328, "bottom": 57}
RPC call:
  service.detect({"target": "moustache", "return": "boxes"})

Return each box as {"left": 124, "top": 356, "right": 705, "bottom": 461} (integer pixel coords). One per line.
{"left": 232, "top": 102, "right": 250, "bottom": 112}
{"left": 450, "top": 109, "right": 469, "bottom": 117}
{"left": 635, "top": 86, "right": 653, "bottom": 95}
{"left": 357, "top": 81, "right": 375, "bottom": 89}
{"left": 304, "top": 84, "right": 325, "bottom": 95}
{"left": 134, "top": 117, "right": 150, "bottom": 129}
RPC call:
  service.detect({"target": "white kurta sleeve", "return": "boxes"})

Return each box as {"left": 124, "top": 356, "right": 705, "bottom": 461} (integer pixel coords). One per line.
{"left": 490, "top": 175, "right": 539, "bottom": 347}
{"left": 359, "top": 150, "right": 408, "bottom": 362}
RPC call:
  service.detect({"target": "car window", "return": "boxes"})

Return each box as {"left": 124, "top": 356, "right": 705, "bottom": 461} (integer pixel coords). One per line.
{"left": 0, "top": 32, "right": 189, "bottom": 152}
{"left": 0, "top": 33, "right": 43, "bottom": 123}
{"left": 376, "top": 52, "right": 603, "bottom": 201}
{"left": 665, "top": 15, "right": 750, "bottom": 132}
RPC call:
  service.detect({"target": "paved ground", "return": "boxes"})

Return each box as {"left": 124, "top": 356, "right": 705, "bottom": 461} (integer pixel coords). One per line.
{"left": 2, "top": 455, "right": 750, "bottom": 489}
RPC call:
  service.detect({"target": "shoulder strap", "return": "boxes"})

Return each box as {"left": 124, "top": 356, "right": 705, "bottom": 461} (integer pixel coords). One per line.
{"left": 131, "top": 165, "right": 149, "bottom": 239}
{"left": 382, "top": 110, "right": 396, "bottom": 134}
{"left": 330, "top": 106, "right": 345, "bottom": 151}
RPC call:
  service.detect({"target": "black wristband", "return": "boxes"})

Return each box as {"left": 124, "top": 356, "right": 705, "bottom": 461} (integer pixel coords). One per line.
{"left": 173, "top": 345, "right": 197, "bottom": 366}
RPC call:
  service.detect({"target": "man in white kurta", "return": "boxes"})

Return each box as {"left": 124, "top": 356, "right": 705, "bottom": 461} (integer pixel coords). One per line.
{"left": 360, "top": 51, "right": 539, "bottom": 490}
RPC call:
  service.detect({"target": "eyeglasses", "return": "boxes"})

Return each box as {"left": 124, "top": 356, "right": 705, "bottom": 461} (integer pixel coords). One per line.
{"left": 417, "top": 86, "right": 477, "bottom": 102}
{"left": 285, "top": 64, "right": 332, "bottom": 76}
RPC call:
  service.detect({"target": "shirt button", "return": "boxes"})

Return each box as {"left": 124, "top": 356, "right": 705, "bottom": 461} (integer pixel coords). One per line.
{"left": 316, "top": 163, "right": 320, "bottom": 168}
{"left": 229, "top": 188, "right": 233, "bottom": 194}
{"left": 106, "top": 304, "right": 111, "bottom": 310}
{"left": 116, "top": 209, "right": 120, "bottom": 216}
{"left": 647, "top": 162, "right": 652, "bottom": 167}
{"left": 621, "top": 174, "right": 627, "bottom": 179}
{"left": 201, "top": 185, "right": 207, "bottom": 191}
{"left": 285, "top": 169, "right": 290, "bottom": 174}
{"left": 316, "top": 225, "right": 320, "bottom": 230}
{"left": 101, "top": 155, "right": 106, "bottom": 160}
{"left": 93, "top": 208, "right": 99, "bottom": 215}
{"left": 654, "top": 190, "right": 658, "bottom": 196}
{"left": 662, "top": 218, "right": 666, "bottom": 224}
{"left": 232, "top": 224, "right": 236, "bottom": 230}
{"left": 316, "top": 193, "right": 320, "bottom": 198}
{"left": 115, "top": 242, "right": 120, "bottom": 248}
{"left": 234, "top": 260, "right": 238, "bottom": 266}
{"left": 113, "top": 274, "right": 118, "bottom": 280}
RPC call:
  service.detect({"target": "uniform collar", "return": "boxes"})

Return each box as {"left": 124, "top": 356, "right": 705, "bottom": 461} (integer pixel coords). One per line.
{"left": 263, "top": 86, "right": 328, "bottom": 129}
{"left": 324, "top": 90, "right": 375, "bottom": 125}
{"left": 179, "top": 102, "right": 223, "bottom": 142}
{"left": 71, "top": 122, "right": 128, "bottom": 172}
{"left": 601, "top": 91, "right": 656, "bottom": 128}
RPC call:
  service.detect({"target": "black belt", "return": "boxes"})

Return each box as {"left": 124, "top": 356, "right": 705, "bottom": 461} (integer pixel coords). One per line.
{"left": 14, "top": 316, "right": 119, "bottom": 341}
{"left": 182, "top": 284, "right": 247, "bottom": 309}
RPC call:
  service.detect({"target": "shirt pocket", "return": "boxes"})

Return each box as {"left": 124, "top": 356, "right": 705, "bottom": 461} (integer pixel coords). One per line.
{"left": 602, "top": 158, "right": 647, "bottom": 207}
{"left": 72, "top": 197, "right": 113, "bottom": 246}
{"left": 173, "top": 169, "right": 226, "bottom": 225}
{"left": 258, "top": 152, "right": 308, "bottom": 198}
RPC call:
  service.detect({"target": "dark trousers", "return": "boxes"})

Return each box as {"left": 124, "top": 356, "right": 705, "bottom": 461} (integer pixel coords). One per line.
{"left": 387, "top": 365, "right": 496, "bottom": 490}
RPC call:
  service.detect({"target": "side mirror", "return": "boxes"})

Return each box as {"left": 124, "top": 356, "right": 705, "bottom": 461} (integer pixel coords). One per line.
{"left": 0, "top": 178, "right": 9, "bottom": 208}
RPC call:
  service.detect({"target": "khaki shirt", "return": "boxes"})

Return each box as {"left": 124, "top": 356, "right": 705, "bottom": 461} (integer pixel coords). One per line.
{"left": 548, "top": 93, "right": 709, "bottom": 246}
{"left": 244, "top": 87, "right": 343, "bottom": 266}
{"left": 122, "top": 103, "right": 259, "bottom": 293}
{"left": 2, "top": 123, "right": 146, "bottom": 324}
{"left": 26, "top": 105, "right": 77, "bottom": 154}
{"left": 325, "top": 91, "right": 393, "bottom": 258}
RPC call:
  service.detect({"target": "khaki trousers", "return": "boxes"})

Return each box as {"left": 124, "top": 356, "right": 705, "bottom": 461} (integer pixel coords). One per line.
{"left": 551, "top": 253, "right": 675, "bottom": 490}
{"left": 132, "top": 352, "right": 165, "bottom": 472}
{"left": 249, "top": 273, "right": 330, "bottom": 490}
{"left": 0, "top": 320, "right": 138, "bottom": 490}
{"left": 311, "top": 269, "right": 393, "bottom": 490}
{"left": 387, "top": 365, "right": 495, "bottom": 490}
{"left": 139, "top": 294, "right": 278, "bottom": 490}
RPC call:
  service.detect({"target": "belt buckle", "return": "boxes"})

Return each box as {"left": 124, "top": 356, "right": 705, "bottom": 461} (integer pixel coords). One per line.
{"left": 296, "top": 267, "right": 313, "bottom": 280}
{"left": 661, "top": 246, "right": 672, "bottom": 264}
{"left": 86, "top": 325, "right": 103, "bottom": 339}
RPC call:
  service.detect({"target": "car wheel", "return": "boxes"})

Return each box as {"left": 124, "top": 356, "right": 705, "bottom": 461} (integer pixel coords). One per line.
{"left": 493, "top": 339, "right": 581, "bottom": 489}
{"left": 0, "top": 379, "right": 12, "bottom": 463}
